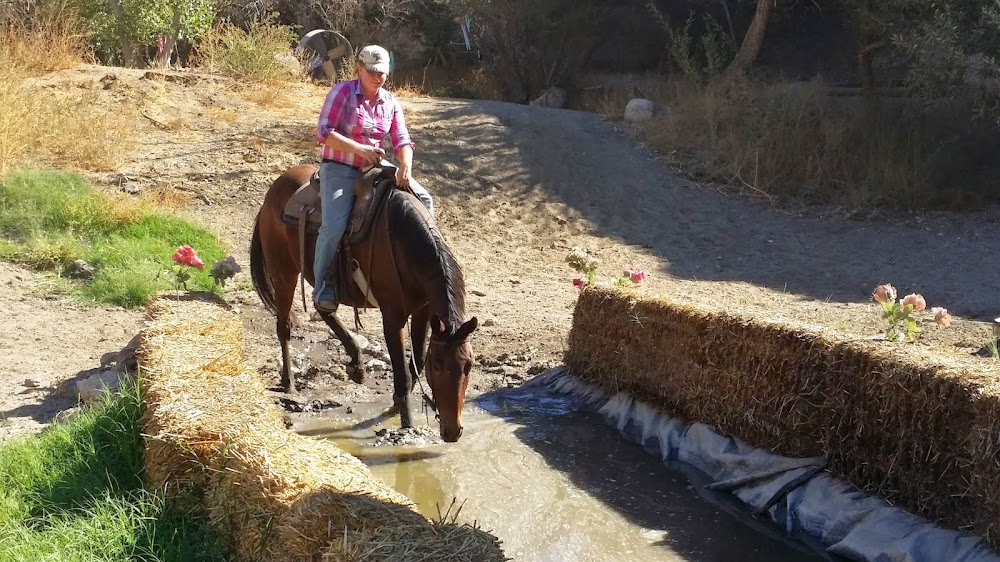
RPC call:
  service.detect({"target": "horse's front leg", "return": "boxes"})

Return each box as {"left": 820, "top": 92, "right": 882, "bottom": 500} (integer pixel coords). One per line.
{"left": 409, "top": 305, "right": 430, "bottom": 382}
{"left": 317, "top": 310, "right": 363, "bottom": 383}
{"left": 383, "top": 318, "right": 414, "bottom": 428}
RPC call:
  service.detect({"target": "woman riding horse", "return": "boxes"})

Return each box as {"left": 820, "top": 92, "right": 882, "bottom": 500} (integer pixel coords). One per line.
{"left": 249, "top": 46, "right": 477, "bottom": 442}
{"left": 312, "top": 44, "right": 434, "bottom": 311}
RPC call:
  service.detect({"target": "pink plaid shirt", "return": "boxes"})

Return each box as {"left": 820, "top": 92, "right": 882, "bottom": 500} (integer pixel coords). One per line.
{"left": 316, "top": 79, "right": 414, "bottom": 167}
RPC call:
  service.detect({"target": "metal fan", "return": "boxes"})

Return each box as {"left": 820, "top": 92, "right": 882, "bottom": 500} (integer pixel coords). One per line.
{"left": 297, "top": 29, "right": 354, "bottom": 83}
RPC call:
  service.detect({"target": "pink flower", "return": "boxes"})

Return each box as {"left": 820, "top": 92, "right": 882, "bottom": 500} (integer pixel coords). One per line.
{"left": 572, "top": 277, "right": 587, "bottom": 289}
{"left": 932, "top": 307, "right": 952, "bottom": 327}
{"left": 901, "top": 293, "right": 926, "bottom": 312}
{"left": 171, "top": 244, "right": 203, "bottom": 269}
{"left": 872, "top": 284, "right": 896, "bottom": 305}
{"left": 625, "top": 268, "right": 646, "bottom": 283}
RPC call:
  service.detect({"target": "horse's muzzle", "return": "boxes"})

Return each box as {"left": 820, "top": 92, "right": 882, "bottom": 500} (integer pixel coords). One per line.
{"left": 441, "top": 425, "right": 463, "bottom": 443}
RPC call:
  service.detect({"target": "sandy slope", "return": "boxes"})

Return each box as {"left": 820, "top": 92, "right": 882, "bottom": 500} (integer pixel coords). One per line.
{"left": 3, "top": 64, "right": 998, "bottom": 440}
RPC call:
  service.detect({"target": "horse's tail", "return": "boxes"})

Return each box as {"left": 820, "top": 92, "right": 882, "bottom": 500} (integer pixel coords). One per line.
{"left": 250, "top": 212, "right": 277, "bottom": 314}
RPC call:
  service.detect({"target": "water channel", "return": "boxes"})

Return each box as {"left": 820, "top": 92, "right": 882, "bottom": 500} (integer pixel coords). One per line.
{"left": 292, "top": 381, "right": 840, "bottom": 562}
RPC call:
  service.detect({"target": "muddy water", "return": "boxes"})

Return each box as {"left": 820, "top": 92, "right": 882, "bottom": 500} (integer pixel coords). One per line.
{"left": 293, "top": 382, "right": 837, "bottom": 562}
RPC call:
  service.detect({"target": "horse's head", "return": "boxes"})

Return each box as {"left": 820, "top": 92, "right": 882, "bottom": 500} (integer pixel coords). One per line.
{"left": 426, "top": 314, "right": 478, "bottom": 442}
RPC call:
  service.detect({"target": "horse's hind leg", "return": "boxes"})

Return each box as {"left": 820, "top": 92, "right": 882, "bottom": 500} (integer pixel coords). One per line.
{"left": 271, "top": 269, "right": 299, "bottom": 393}
{"left": 317, "top": 310, "right": 363, "bottom": 383}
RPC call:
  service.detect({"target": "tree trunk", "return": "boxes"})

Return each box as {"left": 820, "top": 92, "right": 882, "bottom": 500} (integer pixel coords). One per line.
{"left": 721, "top": 0, "right": 773, "bottom": 79}
{"left": 107, "top": 0, "right": 137, "bottom": 67}
{"left": 156, "top": 7, "right": 182, "bottom": 68}
{"left": 858, "top": 0, "right": 875, "bottom": 93}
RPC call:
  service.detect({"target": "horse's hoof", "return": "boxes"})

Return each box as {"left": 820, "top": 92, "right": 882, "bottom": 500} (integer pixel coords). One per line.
{"left": 347, "top": 365, "right": 365, "bottom": 384}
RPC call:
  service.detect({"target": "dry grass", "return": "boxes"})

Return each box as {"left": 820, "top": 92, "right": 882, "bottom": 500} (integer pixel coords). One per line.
{"left": 566, "top": 286, "right": 1000, "bottom": 549}
{"left": 139, "top": 297, "right": 508, "bottom": 562}
{"left": 587, "top": 75, "right": 1000, "bottom": 211}
{"left": 0, "top": 2, "right": 137, "bottom": 174}
{"left": 141, "top": 184, "right": 195, "bottom": 209}
{"left": 207, "top": 107, "right": 240, "bottom": 123}
{"left": 0, "top": 0, "right": 89, "bottom": 75}
{"left": 46, "top": 89, "right": 138, "bottom": 171}
{"left": 241, "top": 85, "right": 295, "bottom": 108}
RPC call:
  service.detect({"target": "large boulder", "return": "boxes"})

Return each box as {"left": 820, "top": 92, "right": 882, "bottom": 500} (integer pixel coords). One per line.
{"left": 624, "top": 98, "right": 655, "bottom": 123}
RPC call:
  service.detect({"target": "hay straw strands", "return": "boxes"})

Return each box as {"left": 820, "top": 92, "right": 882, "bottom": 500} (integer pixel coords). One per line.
{"left": 139, "top": 295, "right": 507, "bottom": 561}
{"left": 566, "top": 286, "right": 1000, "bottom": 550}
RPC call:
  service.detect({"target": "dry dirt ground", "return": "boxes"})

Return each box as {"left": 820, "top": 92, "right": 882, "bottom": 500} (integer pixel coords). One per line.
{"left": 3, "top": 64, "right": 1000, "bottom": 440}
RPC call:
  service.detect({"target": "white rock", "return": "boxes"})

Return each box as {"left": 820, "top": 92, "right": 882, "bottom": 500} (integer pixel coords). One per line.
{"left": 365, "top": 359, "right": 388, "bottom": 372}
{"left": 351, "top": 333, "right": 370, "bottom": 350}
{"left": 624, "top": 98, "right": 655, "bottom": 123}
{"left": 77, "top": 370, "right": 120, "bottom": 406}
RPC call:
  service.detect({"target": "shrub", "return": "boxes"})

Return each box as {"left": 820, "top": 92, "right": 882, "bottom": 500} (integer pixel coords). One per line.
{"left": 194, "top": 16, "right": 302, "bottom": 81}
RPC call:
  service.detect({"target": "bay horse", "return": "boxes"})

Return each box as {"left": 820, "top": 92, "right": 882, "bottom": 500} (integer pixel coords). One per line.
{"left": 249, "top": 164, "right": 478, "bottom": 442}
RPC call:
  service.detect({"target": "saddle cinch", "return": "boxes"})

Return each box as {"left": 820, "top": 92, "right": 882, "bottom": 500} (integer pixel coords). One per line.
{"left": 280, "top": 165, "right": 407, "bottom": 313}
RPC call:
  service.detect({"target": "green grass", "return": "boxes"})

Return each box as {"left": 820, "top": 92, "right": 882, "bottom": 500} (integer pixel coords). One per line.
{"left": 0, "top": 383, "right": 229, "bottom": 561}
{"left": 0, "top": 169, "right": 227, "bottom": 308}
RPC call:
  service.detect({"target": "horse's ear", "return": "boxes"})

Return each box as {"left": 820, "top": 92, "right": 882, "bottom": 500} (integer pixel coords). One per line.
{"left": 430, "top": 314, "right": 446, "bottom": 335}
{"left": 455, "top": 317, "right": 478, "bottom": 341}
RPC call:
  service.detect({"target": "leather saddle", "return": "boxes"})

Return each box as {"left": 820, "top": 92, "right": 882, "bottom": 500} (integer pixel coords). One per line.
{"left": 279, "top": 164, "right": 410, "bottom": 314}
{"left": 280, "top": 165, "right": 396, "bottom": 244}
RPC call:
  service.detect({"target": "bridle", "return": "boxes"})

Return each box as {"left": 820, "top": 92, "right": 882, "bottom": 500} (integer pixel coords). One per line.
{"left": 418, "top": 337, "right": 471, "bottom": 423}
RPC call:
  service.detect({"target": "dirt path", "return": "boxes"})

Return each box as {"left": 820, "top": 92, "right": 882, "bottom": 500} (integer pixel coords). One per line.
{"left": 3, "top": 64, "right": 999, "bottom": 440}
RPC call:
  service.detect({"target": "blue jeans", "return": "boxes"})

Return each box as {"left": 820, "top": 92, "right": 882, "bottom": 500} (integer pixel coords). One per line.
{"left": 312, "top": 161, "right": 434, "bottom": 301}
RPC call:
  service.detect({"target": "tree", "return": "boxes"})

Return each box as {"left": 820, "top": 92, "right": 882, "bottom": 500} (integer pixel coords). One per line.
{"left": 720, "top": 0, "right": 772, "bottom": 79}
{"left": 73, "top": 0, "right": 213, "bottom": 66}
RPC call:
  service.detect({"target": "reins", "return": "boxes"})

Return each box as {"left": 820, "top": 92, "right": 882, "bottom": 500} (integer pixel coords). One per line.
{"left": 381, "top": 184, "right": 438, "bottom": 419}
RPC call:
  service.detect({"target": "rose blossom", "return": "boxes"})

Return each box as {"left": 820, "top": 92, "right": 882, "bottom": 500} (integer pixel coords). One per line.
{"left": 625, "top": 268, "right": 646, "bottom": 283}
{"left": 172, "top": 245, "right": 204, "bottom": 270}
{"left": 901, "top": 293, "right": 926, "bottom": 312}
{"left": 872, "top": 284, "right": 896, "bottom": 305}
{"left": 932, "top": 307, "right": 952, "bottom": 327}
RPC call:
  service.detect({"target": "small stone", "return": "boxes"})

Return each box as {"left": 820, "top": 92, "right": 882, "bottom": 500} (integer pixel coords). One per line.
{"left": 375, "top": 428, "right": 388, "bottom": 437}
{"left": 502, "top": 365, "right": 523, "bottom": 378}
{"left": 66, "top": 259, "right": 97, "bottom": 280}
{"left": 365, "top": 359, "right": 388, "bottom": 373}
{"left": 346, "top": 406, "right": 354, "bottom": 414}
{"left": 121, "top": 182, "right": 141, "bottom": 195}
{"left": 352, "top": 333, "right": 370, "bottom": 350}
{"left": 471, "top": 289, "right": 487, "bottom": 297}
{"left": 23, "top": 378, "right": 39, "bottom": 388}
{"left": 54, "top": 407, "right": 82, "bottom": 423}
{"left": 482, "top": 317, "right": 497, "bottom": 327}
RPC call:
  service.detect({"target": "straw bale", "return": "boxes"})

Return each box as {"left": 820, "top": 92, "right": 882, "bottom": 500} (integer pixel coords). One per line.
{"left": 566, "top": 286, "right": 1000, "bottom": 548}
{"left": 139, "top": 295, "right": 507, "bottom": 561}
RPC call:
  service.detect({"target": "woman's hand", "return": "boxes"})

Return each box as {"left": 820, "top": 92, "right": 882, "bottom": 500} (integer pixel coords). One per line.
{"left": 357, "top": 144, "right": 385, "bottom": 166}
{"left": 395, "top": 163, "right": 412, "bottom": 187}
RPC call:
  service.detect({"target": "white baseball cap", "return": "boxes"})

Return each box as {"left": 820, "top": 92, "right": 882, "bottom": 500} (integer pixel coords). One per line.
{"left": 358, "top": 45, "right": 391, "bottom": 74}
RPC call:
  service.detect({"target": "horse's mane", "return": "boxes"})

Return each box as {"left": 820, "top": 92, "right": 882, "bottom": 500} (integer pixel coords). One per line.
{"left": 387, "top": 190, "right": 466, "bottom": 330}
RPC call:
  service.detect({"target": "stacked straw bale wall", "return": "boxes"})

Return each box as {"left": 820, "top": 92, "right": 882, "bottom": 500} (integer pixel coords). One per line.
{"left": 139, "top": 297, "right": 507, "bottom": 562}
{"left": 565, "top": 287, "right": 1000, "bottom": 548}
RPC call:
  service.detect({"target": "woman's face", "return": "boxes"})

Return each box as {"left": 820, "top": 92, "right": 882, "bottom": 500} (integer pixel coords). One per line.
{"left": 357, "top": 65, "right": 387, "bottom": 94}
